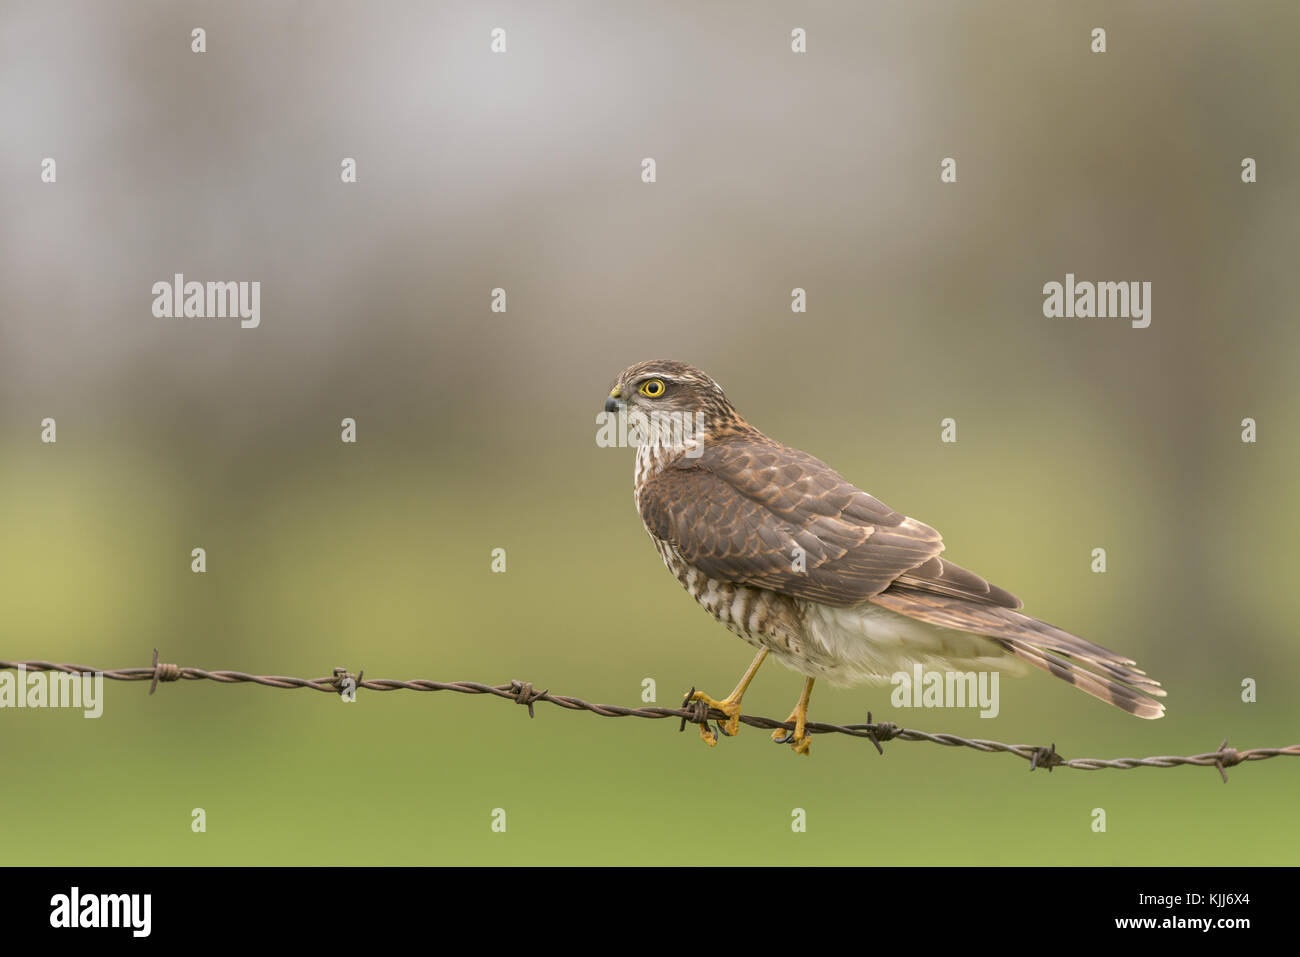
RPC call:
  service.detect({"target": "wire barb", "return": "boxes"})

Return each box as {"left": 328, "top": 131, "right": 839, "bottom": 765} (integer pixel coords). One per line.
{"left": 1214, "top": 738, "right": 1241, "bottom": 783}
{"left": 330, "top": 667, "right": 363, "bottom": 698}
{"left": 3, "top": 657, "right": 1296, "bottom": 778}
{"left": 149, "top": 648, "right": 181, "bottom": 695}
{"left": 863, "top": 711, "right": 899, "bottom": 756}
{"left": 678, "top": 687, "right": 706, "bottom": 733}
{"left": 1028, "top": 743, "right": 1060, "bottom": 772}
{"left": 509, "top": 680, "right": 546, "bottom": 718}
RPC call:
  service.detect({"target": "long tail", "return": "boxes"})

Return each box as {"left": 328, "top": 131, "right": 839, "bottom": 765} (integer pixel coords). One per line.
{"left": 869, "top": 586, "right": 1166, "bottom": 719}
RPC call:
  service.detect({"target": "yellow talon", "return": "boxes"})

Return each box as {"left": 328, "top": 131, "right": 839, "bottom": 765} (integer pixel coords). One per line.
{"left": 771, "top": 677, "right": 815, "bottom": 756}
{"left": 684, "top": 648, "right": 768, "bottom": 747}
{"left": 687, "top": 690, "right": 740, "bottom": 745}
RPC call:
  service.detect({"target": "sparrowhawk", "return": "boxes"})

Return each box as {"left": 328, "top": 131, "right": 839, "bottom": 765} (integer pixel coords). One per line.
{"left": 604, "top": 360, "right": 1165, "bottom": 755}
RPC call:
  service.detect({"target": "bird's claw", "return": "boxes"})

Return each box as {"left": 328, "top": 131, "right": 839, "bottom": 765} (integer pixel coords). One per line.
{"left": 682, "top": 688, "right": 743, "bottom": 746}
{"left": 773, "top": 728, "right": 812, "bottom": 755}
{"left": 771, "top": 703, "right": 813, "bottom": 755}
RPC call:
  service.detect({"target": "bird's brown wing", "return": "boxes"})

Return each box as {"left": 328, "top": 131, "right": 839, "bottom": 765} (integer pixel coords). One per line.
{"left": 637, "top": 437, "right": 944, "bottom": 606}
{"left": 894, "top": 555, "right": 1022, "bottom": 608}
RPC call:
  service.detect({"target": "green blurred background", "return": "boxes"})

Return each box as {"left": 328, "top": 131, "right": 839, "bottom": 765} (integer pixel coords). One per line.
{"left": 2, "top": 1, "right": 1297, "bottom": 865}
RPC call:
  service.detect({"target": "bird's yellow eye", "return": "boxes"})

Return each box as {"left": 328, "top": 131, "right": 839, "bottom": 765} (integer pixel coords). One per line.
{"left": 639, "top": 378, "right": 666, "bottom": 398}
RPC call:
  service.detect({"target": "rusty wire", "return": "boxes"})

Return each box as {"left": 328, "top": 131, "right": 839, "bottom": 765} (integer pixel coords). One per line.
{"left": 3, "top": 652, "right": 1296, "bottom": 782}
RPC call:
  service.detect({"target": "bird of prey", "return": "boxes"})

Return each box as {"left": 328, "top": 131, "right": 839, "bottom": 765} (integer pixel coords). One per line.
{"left": 604, "top": 360, "right": 1165, "bottom": 755}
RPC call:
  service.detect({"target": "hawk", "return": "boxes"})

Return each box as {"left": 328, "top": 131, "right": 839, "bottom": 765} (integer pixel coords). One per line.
{"left": 604, "top": 360, "right": 1165, "bottom": 755}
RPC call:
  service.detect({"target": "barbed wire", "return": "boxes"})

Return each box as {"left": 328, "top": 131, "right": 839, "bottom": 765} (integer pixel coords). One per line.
{"left": 4, "top": 652, "right": 1296, "bottom": 782}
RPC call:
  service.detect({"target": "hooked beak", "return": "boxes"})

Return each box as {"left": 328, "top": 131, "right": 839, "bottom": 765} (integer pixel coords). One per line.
{"left": 604, "top": 387, "right": 624, "bottom": 414}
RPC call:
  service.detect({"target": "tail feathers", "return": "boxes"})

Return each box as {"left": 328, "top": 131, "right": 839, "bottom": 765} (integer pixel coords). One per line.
{"left": 869, "top": 586, "right": 1166, "bottom": 719}
{"left": 1073, "top": 652, "right": 1166, "bottom": 696}
{"left": 1002, "top": 638, "right": 1166, "bottom": 720}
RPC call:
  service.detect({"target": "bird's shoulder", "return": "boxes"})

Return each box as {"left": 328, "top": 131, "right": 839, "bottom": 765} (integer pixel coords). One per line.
{"left": 679, "top": 433, "right": 924, "bottom": 529}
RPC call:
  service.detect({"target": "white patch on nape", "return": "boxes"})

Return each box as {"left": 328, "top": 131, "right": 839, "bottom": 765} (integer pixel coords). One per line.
{"left": 798, "top": 600, "right": 1029, "bottom": 688}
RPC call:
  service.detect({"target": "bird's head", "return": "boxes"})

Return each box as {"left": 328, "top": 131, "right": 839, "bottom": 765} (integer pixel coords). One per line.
{"left": 604, "top": 360, "right": 745, "bottom": 444}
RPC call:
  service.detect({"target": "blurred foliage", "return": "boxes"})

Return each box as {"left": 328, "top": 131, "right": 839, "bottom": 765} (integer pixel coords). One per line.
{"left": 1, "top": 1, "right": 1297, "bottom": 863}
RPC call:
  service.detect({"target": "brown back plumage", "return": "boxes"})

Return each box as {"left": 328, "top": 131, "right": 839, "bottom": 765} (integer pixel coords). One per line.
{"left": 637, "top": 436, "right": 944, "bottom": 606}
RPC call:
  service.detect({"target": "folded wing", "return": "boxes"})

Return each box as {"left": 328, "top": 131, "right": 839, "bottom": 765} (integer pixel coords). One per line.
{"left": 637, "top": 438, "right": 943, "bottom": 606}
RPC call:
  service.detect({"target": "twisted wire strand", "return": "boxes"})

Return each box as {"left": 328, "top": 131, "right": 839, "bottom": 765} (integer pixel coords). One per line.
{"left": 3, "top": 655, "right": 1295, "bottom": 781}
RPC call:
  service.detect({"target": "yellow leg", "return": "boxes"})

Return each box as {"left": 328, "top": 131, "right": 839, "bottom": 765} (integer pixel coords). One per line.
{"left": 771, "top": 677, "right": 815, "bottom": 755}
{"left": 687, "top": 648, "right": 769, "bottom": 746}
